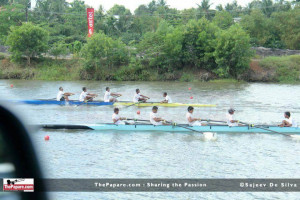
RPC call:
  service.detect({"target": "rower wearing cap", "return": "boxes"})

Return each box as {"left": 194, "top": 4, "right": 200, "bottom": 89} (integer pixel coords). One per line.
{"left": 79, "top": 87, "right": 98, "bottom": 102}
{"left": 112, "top": 108, "right": 127, "bottom": 125}
{"left": 186, "top": 106, "right": 202, "bottom": 126}
{"left": 226, "top": 108, "right": 239, "bottom": 126}
{"left": 161, "top": 92, "right": 172, "bottom": 103}
{"left": 278, "top": 111, "right": 298, "bottom": 127}
{"left": 56, "top": 87, "right": 74, "bottom": 102}
{"left": 133, "top": 89, "right": 150, "bottom": 103}
{"left": 104, "top": 87, "right": 121, "bottom": 102}
{"left": 150, "top": 106, "right": 168, "bottom": 125}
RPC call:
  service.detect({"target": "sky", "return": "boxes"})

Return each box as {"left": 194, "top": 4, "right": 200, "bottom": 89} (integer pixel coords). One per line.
{"left": 71, "top": 0, "right": 253, "bottom": 12}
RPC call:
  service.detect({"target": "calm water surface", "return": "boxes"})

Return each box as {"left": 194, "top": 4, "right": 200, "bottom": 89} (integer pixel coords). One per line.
{"left": 1, "top": 80, "right": 300, "bottom": 200}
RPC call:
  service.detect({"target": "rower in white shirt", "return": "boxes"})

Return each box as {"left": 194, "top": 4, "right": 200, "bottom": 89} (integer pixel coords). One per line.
{"left": 104, "top": 87, "right": 121, "bottom": 102}
{"left": 226, "top": 108, "right": 239, "bottom": 126}
{"left": 278, "top": 111, "right": 298, "bottom": 127}
{"left": 112, "top": 108, "right": 127, "bottom": 125}
{"left": 56, "top": 87, "right": 74, "bottom": 102}
{"left": 133, "top": 89, "right": 150, "bottom": 103}
{"left": 161, "top": 92, "right": 172, "bottom": 103}
{"left": 186, "top": 106, "right": 202, "bottom": 126}
{"left": 150, "top": 106, "right": 168, "bottom": 125}
{"left": 79, "top": 87, "right": 98, "bottom": 102}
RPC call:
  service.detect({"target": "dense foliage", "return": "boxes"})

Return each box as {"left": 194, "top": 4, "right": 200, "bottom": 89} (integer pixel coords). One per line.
{"left": 6, "top": 22, "right": 48, "bottom": 64}
{"left": 0, "top": 0, "right": 299, "bottom": 80}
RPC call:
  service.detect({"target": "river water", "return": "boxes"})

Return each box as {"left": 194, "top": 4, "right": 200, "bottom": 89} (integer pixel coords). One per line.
{"left": 1, "top": 80, "right": 300, "bottom": 199}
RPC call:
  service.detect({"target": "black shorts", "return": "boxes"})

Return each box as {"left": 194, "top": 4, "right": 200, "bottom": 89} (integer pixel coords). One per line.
{"left": 60, "top": 97, "right": 65, "bottom": 101}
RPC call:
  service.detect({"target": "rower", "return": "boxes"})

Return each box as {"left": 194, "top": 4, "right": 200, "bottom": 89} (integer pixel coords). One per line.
{"left": 133, "top": 89, "right": 150, "bottom": 103}
{"left": 161, "top": 92, "right": 172, "bottom": 103}
{"left": 150, "top": 106, "right": 168, "bottom": 125}
{"left": 112, "top": 108, "right": 127, "bottom": 125}
{"left": 278, "top": 111, "right": 298, "bottom": 127}
{"left": 226, "top": 108, "right": 239, "bottom": 126}
{"left": 56, "top": 87, "right": 74, "bottom": 102}
{"left": 186, "top": 106, "right": 202, "bottom": 126}
{"left": 104, "top": 87, "right": 121, "bottom": 102}
{"left": 79, "top": 87, "right": 98, "bottom": 102}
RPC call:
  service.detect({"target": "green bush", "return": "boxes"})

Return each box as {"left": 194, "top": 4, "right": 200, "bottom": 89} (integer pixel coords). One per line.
{"left": 114, "top": 64, "right": 150, "bottom": 81}
{"left": 214, "top": 24, "right": 253, "bottom": 78}
{"left": 81, "top": 31, "right": 129, "bottom": 68}
{"left": 49, "top": 41, "right": 69, "bottom": 59}
{"left": 179, "top": 73, "right": 194, "bottom": 82}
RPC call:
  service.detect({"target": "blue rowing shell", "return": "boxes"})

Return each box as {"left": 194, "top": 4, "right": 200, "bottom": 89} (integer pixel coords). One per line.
{"left": 13, "top": 99, "right": 113, "bottom": 106}
{"left": 40, "top": 124, "right": 300, "bottom": 133}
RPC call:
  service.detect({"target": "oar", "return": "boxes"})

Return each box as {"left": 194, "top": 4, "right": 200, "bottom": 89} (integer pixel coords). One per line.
{"left": 123, "top": 118, "right": 151, "bottom": 125}
{"left": 165, "top": 121, "right": 216, "bottom": 140}
{"left": 112, "top": 94, "right": 122, "bottom": 99}
{"left": 239, "top": 121, "right": 300, "bottom": 139}
{"left": 126, "top": 118, "right": 150, "bottom": 122}
{"left": 123, "top": 102, "right": 140, "bottom": 108}
{"left": 75, "top": 96, "right": 97, "bottom": 107}
{"left": 124, "top": 96, "right": 150, "bottom": 107}
{"left": 122, "top": 100, "right": 167, "bottom": 108}
{"left": 201, "top": 119, "right": 227, "bottom": 124}
{"left": 127, "top": 118, "right": 216, "bottom": 139}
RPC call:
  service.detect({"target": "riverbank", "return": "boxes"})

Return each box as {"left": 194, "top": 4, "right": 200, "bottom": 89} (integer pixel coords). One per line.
{"left": 243, "top": 55, "right": 300, "bottom": 83}
{"left": 0, "top": 54, "right": 299, "bottom": 83}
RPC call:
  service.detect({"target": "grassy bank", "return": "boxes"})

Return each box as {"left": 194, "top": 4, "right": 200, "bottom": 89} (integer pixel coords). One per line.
{"left": 259, "top": 55, "right": 300, "bottom": 83}
{"left": 0, "top": 57, "right": 217, "bottom": 82}
{"left": 0, "top": 58, "right": 82, "bottom": 80}
{"left": 1, "top": 55, "right": 299, "bottom": 83}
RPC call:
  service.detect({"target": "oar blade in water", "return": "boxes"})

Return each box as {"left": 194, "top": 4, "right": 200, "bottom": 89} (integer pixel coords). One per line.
{"left": 290, "top": 135, "right": 300, "bottom": 140}
{"left": 203, "top": 132, "right": 217, "bottom": 140}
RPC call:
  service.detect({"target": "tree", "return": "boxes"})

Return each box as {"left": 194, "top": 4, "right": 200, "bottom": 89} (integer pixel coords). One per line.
{"left": 225, "top": 0, "right": 242, "bottom": 17}
{"left": 180, "top": 8, "right": 197, "bottom": 23}
{"left": 157, "top": 0, "right": 167, "bottom": 7}
{"left": 138, "top": 21, "right": 184, "bottom": 72}
{"left": 274, "top": 0, "right": 291, "bottom": 12}
{"left": 6, "top": 23, "right": 49, "bottom": 64}
{"left": 81, "top": 31, "right": 129, "bottom": 68}
{"left": 0, "top": 0, "right": 9, "bottom": 6}
{"left": 261, "top": 0, "right": 274, "bottom": 17}
{"left": 214, "top": 25, "right": 253, "bottom": 78}
{"left": 49, "top": 41, "right": 68, "bottom": 59}
{"left": 34, "top": 0, "right": 68, "bottom": 22}
{"left": 0, "top": 4, "right": 25, "bottom": 44}
{"left": 271, "top": 8, "right": 300, "bottom": 49}
{"left": 71, "top": 40, "right": 82, "bottom": 55}
{"left": 182, "top": 18, "right": 219, "bottom": 70}
{"left": 107, "top": 4, "right": 133, "bottom": 33}
{"left": 197, "top": 0, "right": 215, "bottom": 20}
{"left": 240, "top": 9, "right": 273, "bottom": 47}
{"left": 216, "top": 4, "right": 224, "bottom": 11}
{"left": 213, "top": 11, "right": 233, "bottom": 29}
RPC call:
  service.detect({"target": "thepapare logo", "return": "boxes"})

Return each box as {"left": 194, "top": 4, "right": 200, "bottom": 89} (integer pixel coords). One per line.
{"left": 3, "top": 178, "right": 34, "bottom": 192}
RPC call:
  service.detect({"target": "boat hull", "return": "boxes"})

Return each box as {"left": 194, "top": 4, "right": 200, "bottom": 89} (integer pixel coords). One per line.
{"left": 41, "top": 124, "right": 300, "bottom": 133}
{"left": 11, "top": 99, "right": 216, "bottom": 107}
{"left": 13, "top": 99, "right": 113, "bottom": 106}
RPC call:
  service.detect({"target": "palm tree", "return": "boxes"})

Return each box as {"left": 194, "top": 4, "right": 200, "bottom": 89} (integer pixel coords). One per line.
{"left": 261, "top": 0, "right": 274, "bottom": 17}
{"left": 157, "top": 0, "right": 167, "bottom": 7}
{"left": 197, "top": 0, "right": 213, "bottom": 19}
